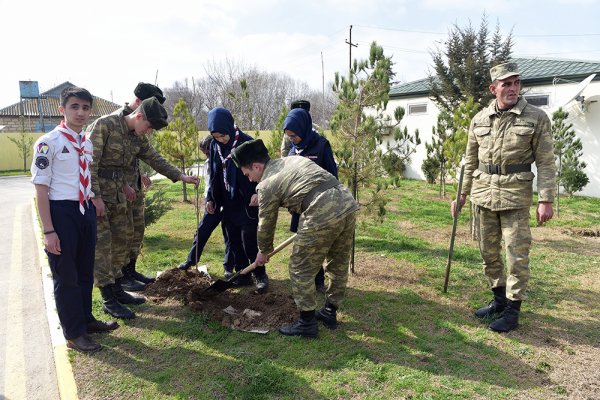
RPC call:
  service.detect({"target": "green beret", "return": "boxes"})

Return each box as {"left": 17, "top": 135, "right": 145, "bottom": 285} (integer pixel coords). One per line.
{"left": 231, "top": 139, "right": 269, "bottom": 168}
{"left": 291, "top": 99, "right": 310, "bottom": 112}
{"left": 140, "top": 97, "right": 168, "bottom": 130}
{"left": 490, "top": 62, "right": 520, "bottom": 82}
{"left": 134, "top": 82, "right": 166, "bottom": 104}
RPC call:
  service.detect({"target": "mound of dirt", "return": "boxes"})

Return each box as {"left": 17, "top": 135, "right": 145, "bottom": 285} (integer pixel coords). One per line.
{"left": 145, "top": 268, "right": 297, "bottom": 332}
{"left": 563, "top": 228, "right": 600, "bottom": 237}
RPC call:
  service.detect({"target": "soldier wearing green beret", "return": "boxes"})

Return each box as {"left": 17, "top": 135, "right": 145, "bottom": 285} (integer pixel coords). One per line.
{"left": 451, "top": 62, "right": 556, "bottom": 332}
{"left": 88, "top": 98, "right": 199, "bottom": 319}
{"left": 111, "top": 83, "right": 166, "bottom": 292}
{"left": 232, "top": 139, "right": 359, "bottom": 338}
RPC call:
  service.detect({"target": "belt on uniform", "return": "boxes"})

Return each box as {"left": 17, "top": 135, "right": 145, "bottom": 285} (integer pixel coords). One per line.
{"left": 301, "top": 177, "right": 340, "bottom": 212}
{"left": 98, "top": 168, "right": 124, "bottom": 180}
{"left": 478, "top": 162, "right": 531, "bottom": 175}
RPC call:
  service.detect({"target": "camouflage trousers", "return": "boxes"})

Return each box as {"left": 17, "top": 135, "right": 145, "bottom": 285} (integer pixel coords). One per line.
{"left": 94, "top": 200, "right": 133, "bottom": 287}
{"left": 289, "top": 210, "right": 356, "bottom": 311}
{"left": 127, "top": 190, "right": 145, "bottom": 261}
{"left": 476, "top": 206, "right": 531, "bottom": 301}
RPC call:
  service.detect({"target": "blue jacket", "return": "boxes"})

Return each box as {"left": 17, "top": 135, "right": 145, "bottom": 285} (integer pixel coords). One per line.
{"left": 284, "top": 108, "right": 338, "bottom": 178}
{"left": 206, "top": 107, "right": 257, "bottom": 224}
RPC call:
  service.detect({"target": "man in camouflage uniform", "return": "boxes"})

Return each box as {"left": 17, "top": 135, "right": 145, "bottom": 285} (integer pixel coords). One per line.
{"left": 451, "top": 62, "right": 556, "bottom": 332}
{"left": 111, "top": 83, "right": 166, "bottom": 292}
{"left": 232, "top": 139, "right": 359, "bottom": 338}
{"left": 88, "top": 98, "right": 199, "bottom": 319}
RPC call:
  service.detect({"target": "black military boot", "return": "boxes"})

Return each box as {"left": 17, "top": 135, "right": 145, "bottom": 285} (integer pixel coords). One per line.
{"left": 489, "top": 300, "right": 521, "bottom": 332}
{"left": 124, "top": 258, "right": 155, "bottom": 284}
{"left": 99, "top": 285, "right": 136, "bottom": 319}
{"left": 279, "top": 310, "right": 319, "bottom": 339}
{"left": 253, "top": 268, "right": 269, "bottom": 294}
{"left": 475, "top": 286, "right": 507, "bottom": 319}
{"left": 113, "top": 281, "right": 146, "bottom": 304}
{"left": 316, "top": 302, "right": 338, "bottom": 330}
{"left": 117, "top": 272, "right": 146, "bottom": 292}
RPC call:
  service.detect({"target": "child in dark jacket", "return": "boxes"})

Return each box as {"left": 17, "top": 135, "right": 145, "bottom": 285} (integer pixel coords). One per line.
{"left": 205, "top": 107, "right": 268, "bottom": 293}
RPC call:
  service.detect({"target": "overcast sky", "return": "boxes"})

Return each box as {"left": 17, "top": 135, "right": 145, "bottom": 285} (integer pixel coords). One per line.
{"left": 1, "top": 0, "right": 599, "bottom": 109}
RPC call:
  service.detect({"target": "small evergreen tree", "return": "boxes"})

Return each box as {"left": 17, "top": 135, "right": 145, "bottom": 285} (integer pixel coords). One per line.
{"left": 155, "top": 99, "right": 199, "bottom": 202}
{"left": 9, "top": 132, "right": 34, "bottom": 172}
{"left": 424, "top": 111, "right": 450, "bottom": 196}
{"left": 552, "top": 108, "right": 588, "bottom": 206}
{"left": 331, "top": 41, "right": 413, "bottom": 271}
{"left": 268, "top": 104, "right": 287, "bottom": 159}
{"left": 429, "top": 15, "right": 513, "bottom": 114}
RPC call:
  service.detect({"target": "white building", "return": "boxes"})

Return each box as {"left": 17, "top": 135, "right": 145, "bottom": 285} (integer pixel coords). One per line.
{"left": 385, "top": 57, "right": 600, "bottom": 198}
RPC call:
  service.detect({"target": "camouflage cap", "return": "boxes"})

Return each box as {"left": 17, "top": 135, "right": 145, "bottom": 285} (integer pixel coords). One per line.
{"left": 140, "top": 97, "right": 168, "bottom": 130}
{"left": 490, "top": 62, "right": 520, "bottom": 82}
{"left": 231, "top": 139, "right": 269, "bottom": 168}
{"left": 134, "top": 82, "right": 166, "bottom": 104}
{"left": 291, "top": 99, "right": 311, "bottom": 112}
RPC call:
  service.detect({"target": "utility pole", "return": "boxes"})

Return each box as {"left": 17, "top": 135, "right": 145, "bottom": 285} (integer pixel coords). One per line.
{"left": 321, "top": 51, "right": 325, "bottom": 125}
{"left": 345, "top": 25, "right": 358, "bottom": 76}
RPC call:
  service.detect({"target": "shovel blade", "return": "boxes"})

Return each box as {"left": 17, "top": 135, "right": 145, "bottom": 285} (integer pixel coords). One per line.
{"left": 200, "top": 272, "right": 241, "bottom": 297}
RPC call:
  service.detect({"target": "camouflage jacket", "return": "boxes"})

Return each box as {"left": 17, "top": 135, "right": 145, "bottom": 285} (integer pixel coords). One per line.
{"left": 256, "top": 156, "right": 358, "bottom": 253}
{"left": 86, "top": 112, "right": 181, "bottom": 203}
{"left": 111, "top": 104, "right": 141, "bottom": 190}
{"left": 462, "top": 97, "right": 556, "bottom": 211}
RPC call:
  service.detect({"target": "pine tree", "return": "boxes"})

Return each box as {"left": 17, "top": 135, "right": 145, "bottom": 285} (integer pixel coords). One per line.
{"left": 155, "top": 99, "right": 199, "bottom": 202}
{"left": 268, "top": 104, "right": 287, "bottom": 159}
{"left": 331, "top": 41, "right": 414, "bottom": 272}
{"left": 552, "top": 108, "right": 589, "bottom": 210}
{"left": 429, "top": 15, "right": 513, "bottom": 114}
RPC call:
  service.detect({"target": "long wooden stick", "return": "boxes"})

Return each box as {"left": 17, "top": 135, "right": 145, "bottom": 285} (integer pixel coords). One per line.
{"left": 237, "top": 234, "right": 296, "bottom": 276}
{"left": 444, "top": 165, "right": 465, "bottom": 293}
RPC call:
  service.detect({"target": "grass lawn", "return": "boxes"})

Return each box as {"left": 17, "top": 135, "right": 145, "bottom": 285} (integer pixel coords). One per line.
{"left": 74, "top": 179, "right": 600, "bottom": 399}
{"left": 0, "top": 169, "right": 30, "bottom": 177}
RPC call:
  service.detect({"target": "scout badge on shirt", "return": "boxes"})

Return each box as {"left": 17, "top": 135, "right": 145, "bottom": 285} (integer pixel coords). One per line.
{"left": 37, "top": 142, "right": 49, "bottom": 154}
{"left": 62, "top": 146, "right": 70, "bottom": 153}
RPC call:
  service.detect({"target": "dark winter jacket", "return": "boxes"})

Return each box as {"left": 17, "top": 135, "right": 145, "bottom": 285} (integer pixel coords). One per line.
{"left": 206, "top": 107, "right": 257, "bottom": 224}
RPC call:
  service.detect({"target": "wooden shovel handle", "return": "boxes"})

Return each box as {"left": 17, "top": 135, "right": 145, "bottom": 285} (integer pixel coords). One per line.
{"left": 238, "top": 234, "right": 297, "bottom": 276}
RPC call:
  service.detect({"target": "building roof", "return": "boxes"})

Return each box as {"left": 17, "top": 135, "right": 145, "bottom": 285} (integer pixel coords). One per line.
{"left": 390, "top": 57, "right": 600, "bottom": 98}
{"left": 0, "top": 81, "right": 120, "bottom": 117}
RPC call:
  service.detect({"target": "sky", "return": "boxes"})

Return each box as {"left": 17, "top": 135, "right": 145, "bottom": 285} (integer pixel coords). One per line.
{"left": 1, "top": 0, "right": 599, "bottom": 109}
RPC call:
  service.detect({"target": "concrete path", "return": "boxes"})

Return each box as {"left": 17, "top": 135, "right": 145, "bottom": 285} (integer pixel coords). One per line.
{"left": 0, "top": 176, "right": 76, "bottom": 400}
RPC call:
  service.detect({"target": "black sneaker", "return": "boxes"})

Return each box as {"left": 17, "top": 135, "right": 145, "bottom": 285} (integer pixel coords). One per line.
{"left": 178, "top": 262, "right": 193, "bottom": 271}
{"left": 253, "top": 272, "right": 269, "bottom": 294}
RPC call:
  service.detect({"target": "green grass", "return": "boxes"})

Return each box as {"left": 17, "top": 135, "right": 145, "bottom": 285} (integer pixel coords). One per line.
{"left": 77, "top": 179, "right": 600, "bottom": 400}
{"left": 0, "top": 169, "right": 30, "bottom": 177}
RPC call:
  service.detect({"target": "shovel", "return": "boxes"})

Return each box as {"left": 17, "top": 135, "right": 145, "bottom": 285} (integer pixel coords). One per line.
{"left": 200, "top": 234, "right": 296, "bottom": 297}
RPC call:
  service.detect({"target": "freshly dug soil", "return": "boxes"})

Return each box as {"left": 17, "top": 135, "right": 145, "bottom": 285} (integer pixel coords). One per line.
{"left": 144, "top": 268, "right": 297, "bottom": 332}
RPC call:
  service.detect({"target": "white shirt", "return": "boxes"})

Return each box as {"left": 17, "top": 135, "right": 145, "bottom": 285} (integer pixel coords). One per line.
{"left": 31, "top": 126, "right": 94, "bottom": 201}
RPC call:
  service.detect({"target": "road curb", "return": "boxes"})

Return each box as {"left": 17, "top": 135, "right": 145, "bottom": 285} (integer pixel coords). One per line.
{"left": 31, "top": 201, "right": 79, "bottom": 400}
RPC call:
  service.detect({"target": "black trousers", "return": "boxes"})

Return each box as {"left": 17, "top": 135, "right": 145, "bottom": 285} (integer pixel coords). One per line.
{"left": 222, "top": 219, "right": 263, "bottom": 275}
{"left": 185, "top": 208, "right": 233, "bottom": 271}
{"left": 47, "top": 200, "right": 96, "bottom": 339}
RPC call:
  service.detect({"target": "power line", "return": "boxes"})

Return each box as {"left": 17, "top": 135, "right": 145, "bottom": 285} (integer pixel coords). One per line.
{"left": 354, "top": 23, "right": 600, "bottom": 38}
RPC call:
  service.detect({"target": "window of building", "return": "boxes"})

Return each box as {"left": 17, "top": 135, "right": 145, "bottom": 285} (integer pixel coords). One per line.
{"left": 524, "top": 94, "right": 550, "bottom": 107}
{"left": 408, "top": 103, "right": 428, "bottom": 115}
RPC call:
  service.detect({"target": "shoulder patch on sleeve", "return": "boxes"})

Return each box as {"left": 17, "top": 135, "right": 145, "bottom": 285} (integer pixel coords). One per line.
{"left": 37, "top": 142, "right": 50, "bottom": 154}
{"left": 35, "top": 156, "right": 49, "bottom": 169}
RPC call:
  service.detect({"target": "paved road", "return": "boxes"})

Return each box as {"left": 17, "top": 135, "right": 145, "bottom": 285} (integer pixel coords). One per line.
{"left": 0, "top": 176, "right": 60, "bottom": 400}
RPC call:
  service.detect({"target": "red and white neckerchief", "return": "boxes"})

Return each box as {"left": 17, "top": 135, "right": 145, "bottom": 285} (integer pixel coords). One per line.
{"left": 58, "top": 121, "right": 92, "bottom": 214}
{"left": 215, "top": 127, "right": 240, "bottom": 192}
